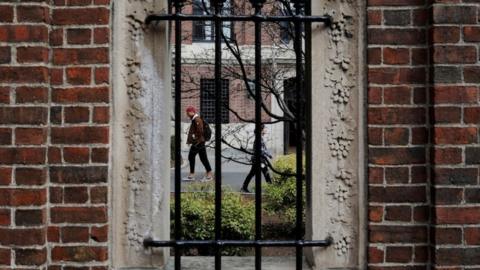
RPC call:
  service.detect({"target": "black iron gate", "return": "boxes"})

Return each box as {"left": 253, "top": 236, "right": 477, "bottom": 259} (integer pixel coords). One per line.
{"left": 144, "top": 0, "right": 332, "bottom": 269}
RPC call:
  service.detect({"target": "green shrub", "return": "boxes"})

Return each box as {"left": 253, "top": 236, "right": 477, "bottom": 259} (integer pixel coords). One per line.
{"left": 264, "top": 154, "right": 305, "bottom": 231}
{"left": 171, "top": 183, "right": 255, "bottom": 255}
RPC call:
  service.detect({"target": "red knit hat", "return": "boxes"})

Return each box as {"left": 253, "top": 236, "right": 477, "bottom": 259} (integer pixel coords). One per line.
{"left": 186, "top": 106, "right": 196, "bottom": 114}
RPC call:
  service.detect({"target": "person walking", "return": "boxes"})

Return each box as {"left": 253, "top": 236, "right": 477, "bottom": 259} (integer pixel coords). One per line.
{"left": 240, "top": 125, "right": 272, "bottom": 193}
{"left": 184, "top": 106, "right": 213, "bottom": 182}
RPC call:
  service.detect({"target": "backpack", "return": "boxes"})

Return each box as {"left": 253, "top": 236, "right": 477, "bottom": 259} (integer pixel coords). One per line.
{"left": 202, "top": 117, "right": 212, "bottom": 141}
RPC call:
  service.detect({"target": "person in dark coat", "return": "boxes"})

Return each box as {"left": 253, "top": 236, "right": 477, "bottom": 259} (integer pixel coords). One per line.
{"left": 185, "top": 106, "right": 213, "bottom": 181}
{"left": 240, "top": 125, "right": 272, "bottom": 193}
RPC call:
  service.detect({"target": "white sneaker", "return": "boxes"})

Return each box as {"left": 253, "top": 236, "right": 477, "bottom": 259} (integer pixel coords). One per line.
{"left": 201, "top": 175, "right": 213, "bottom": 182}
{"left": 182, "top": 175, "right": 195, "bottom": 181}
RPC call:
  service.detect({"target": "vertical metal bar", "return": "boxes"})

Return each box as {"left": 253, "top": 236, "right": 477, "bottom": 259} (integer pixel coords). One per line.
{"left": 305, "top": 0, "right": 312, "bottom": 230}
{"left": 214, "top": 2, "right": 223, "bottom": 270}
{"left": 253, "top": 4, "right": 263, "bottom": 270}
{"left": 294, "top": 2, "right": 304, "bottom": 270}
{"left": 174, "top": 2, "right": 183, "bottom": 270}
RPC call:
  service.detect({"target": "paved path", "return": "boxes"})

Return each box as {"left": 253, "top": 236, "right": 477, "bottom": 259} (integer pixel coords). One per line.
{"left": 165, "top": 256, "right": 311, "bottom": 270}
{"left": 171, "top": 148, "right": 271, "bottom": 192}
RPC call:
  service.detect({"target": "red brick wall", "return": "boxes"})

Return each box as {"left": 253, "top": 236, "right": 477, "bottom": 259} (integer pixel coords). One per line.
{"left": 368, "top": 0, "right": 480, "bottom": 269}
{"left": 0, "top": 0, "right": 110, "bottom": 269}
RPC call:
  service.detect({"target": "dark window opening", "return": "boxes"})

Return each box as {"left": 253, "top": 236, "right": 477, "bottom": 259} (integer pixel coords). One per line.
{"left": 192, "top": 0, "right": 233, "bottom": 42}
{"left": 201, "top": 78, "right": 230, "bottom": 123}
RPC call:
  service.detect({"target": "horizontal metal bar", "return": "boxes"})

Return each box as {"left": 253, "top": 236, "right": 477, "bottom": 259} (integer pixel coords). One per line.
{"left": 145, "top": 14, "right": 332, "bottom": 25}
{"left": 143, "top": 238, "right": 333, "bottom": 248}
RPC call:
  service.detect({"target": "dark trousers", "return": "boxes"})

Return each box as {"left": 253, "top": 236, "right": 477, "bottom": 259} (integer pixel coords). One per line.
{"left": 242, "top": 163, "right": 272, "bottom": 189}
{"left": 188, "top": 143, "right": 212, "bottom": 174}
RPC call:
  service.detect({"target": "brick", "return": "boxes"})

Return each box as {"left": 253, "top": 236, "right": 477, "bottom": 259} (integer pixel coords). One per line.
{"left": 370, "top": 186, "right": 426, "bottom": 203}
{"left": 385, "top": 206, "right": 411, "bottom": 222}
{"left": 368, "top": 10, "right": 382, "bottom": 25}
{"left": 368, "top": 47, "right": 382, "bottom": 65}
{"left": 413, "top": 206, "right": 428, "bottom": 222}
{"left": 369, "top": 246, "right": 384, "bottom": 264}
{"left": 0, "top": 148, "right": 45, "bottom": 165}
{"left": 15, "top": 209, "right": 44, "bottom": 226}
{"left": 465, "top": 188, "right": 480, "bottom": 204}
{"left": 384, "top": 128, "right": 408, "bottom": 146}
{"left": 435, "top": 248, "right": 480, "bottom": 265}
{"left": 368, "top": 127, "right": 382, "bottom": 145}
{"left": 50, "top": 68, "right": 63, "bottom": 85}
{"left": 464, "top": 66, "right": 480, "bottom": 84}
{"left": 432, "top": 27, "right": 460, "bottom": 43}
{"left": 434, "top": 168, "right": 478, "bottom": 185}
{"left": 385, "top": 167, "right": 409, "bottom": 183}
{"left": 15, "top": 86, "right": 48, "bottom": 103}
{"left": 51, "top": 207, "right": 107, "bottom": 224}
{"left": 465, "top": 227, "right": 480, "bottom": 245}
{"left": 413, "top": 9, "right": 427, "bottom": 26}
{"left": 15, "top": 128, "right": 47, "bottom": 145}
{"left": 384, "top": 10, "right": 411, "bottom": 26}
{"left": 433, "top": 5, "right": 477, "bottom": 24}
{"left": 433, "top": 66, "right": 462, "bottom": 83}
{"left": 0, "top": 46, "right": 11, "bottom": 64}
{"left": 48, "top": 226, "right": 60, "bottom": 243}
{"left": 49, "top": 28, "right": 63, "bottom": 46}
{"left": 52, "top": 87, "right": 109, "bottom": 103}
{"left": 368, "top": 87, "right": 382, "bottom": 104}
{"left": 368, "top": 108, "right": 425, "bottom": 124}
{"left": 433, "top": 46, "right": 477, "bottom": 64}
{"left": 0, "top": 87, "right": 10, "bottom": 104}
{"left": 434, "top": 147, "right": 462, "bottom": 165}
{"left": 434, "top": 227, "right": 462, "bottom": 245}
{"left": 383, "top": 48, "right": 410, "bottom": 65}
{"left": 94, "top": 67, "right": 109, "bottom": 84}
{"left": 93, "top": 106, "right": 109, "bottom": 123}
{"left": 15, "top": 248, "right": 46, "bottom": 266}
{"left": 91, "top": 148, "right": 108, "bottom": 163}
{"left": 369, "top": 225, "right": 427, "bottom": 243}
{"left": 53, "top": 48, "right": 109, "bottom": 65}
{"left": 434, "top": 188, "right": 463, "bottom": 205}
{"left": 0, "top": 228, "right": 45, "bottom": 246}
{"left": 50, "top": 166, "right": 108, "bottom": 184}
{"left": 63, "top": 147, "right": 89, "bottom": 163}
{"left": 368, "top": 29, "right": 426, "bottom": 45}
{"left": 386, "top": 246, "right": 412, "bottom": 263}
{"left": 0, "top": 167, "right": 11, "bottom": 186}
{"left": 0, "top": 107, "right": 47, "bottom": 125}
{"left": 17, "top": 6, "right": 49, "bottom": 23}
{"left": 67, "top": 28, "right": 91, "bottom": 45}
{"left": 61, "top": 226, "right": 89, "bottom": 243}
{"left": 433, "top": 107, "right": 461, "bottom": 124}
{"left": 51, "top": 127, "right": 108, "bottom": 144}
{"left": 464, "top": 26, "right": 480, "bottom": 42}
{"left": 49, "top": 147, "right": 62, "bottom": 164}
{"left": 15, "top": 167, "right": 46, "bottom": 185}
{"left": 0, "top": 128, "right": 12, "bottom": 145}
{"left": 432, "top": 86, "right": 478, "bottom": 104}
{"left": 0, "top": 25, "right": 48, "bottom": 43}
{"left": 466, "top": 147, "right": 480, "bottom": 164}
{"left": 93, "top": 27, "right": 109, "bottom": 44}
{"left": 435, "top": 207, "right": 480, "bottom": 224}
{"left": 50, "top": 107, "right": 62, "bottom": 124}
{"left": 64, "top": 186, "right": 88, "bottom": 203}
{"left": 90, "top": 225, "right": 108, "bottom": 242}
{"left": 52, "top": 8, "right": 109, "bottom": 25}
{"left": 465, "top": 107, "right": 480, "bottom": 124}
{"left": 90, "top": 186, "right": 107, "bottom": 203}
{"left": 369, "top": 67, "right": 426, "bottom": 84}
{"left": 369, "top": 147, "right": 426, "bottom": 165}
{"left": 0, "top": 248, "right": 10, "bottom": 265}
{"left": 384, "top": 86, "right": 410, "bottom": 104}
{"left": 64, "top": 107, "right": 90, "bottom": 123}
{"left": 411, "top": 166, "right": 427, "bottom": 183}
{"left": 369, "top": 167, "right": 383, "bottom": 184}
{"left": 369, "top": 206, "right": 383, "bottom": 222}
{"left": 50, "top": 187, "right": 63, "bottom": 204}
{"left": 0, "top": 188, "right": 46, "bottom": 206}
{"left": 51, "top": 246, "right": 107, "bottom": 262}
{"left": 434, "top": 127, "right": 477, "bottom": 145}
{"left": 0, "top": 66, "right": 48, "bottom": 83}
{"left": 0, "top": 209, "right": 10, "bottom": 226}
{"left": 68, "top": 0, "right": 92, "bottom": 5}
{"left": 0, "top": 6, "right": 14, "bottom": 22}
{"left": 411, "top": 49, "right": 427, "bottom": 65}
{"left": 368, "top": 0, "right": 425, "bottom": 5}
{"left": 67, "top": 67, "right": 92, "bottom": 85}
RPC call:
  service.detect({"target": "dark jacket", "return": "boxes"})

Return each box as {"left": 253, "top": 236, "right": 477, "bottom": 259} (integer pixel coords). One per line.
{"left": 187, "top": 115, "right": 205, "bottom": 145}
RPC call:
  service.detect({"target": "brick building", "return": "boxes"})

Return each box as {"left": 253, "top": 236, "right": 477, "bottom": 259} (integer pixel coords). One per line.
{"left": 0, "top": 0, "right": 479, "bottom": 269}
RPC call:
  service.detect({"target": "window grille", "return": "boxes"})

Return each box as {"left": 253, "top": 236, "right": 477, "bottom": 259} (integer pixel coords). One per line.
{"left": 201, "top": 78, "right": 230, "bottom": 123}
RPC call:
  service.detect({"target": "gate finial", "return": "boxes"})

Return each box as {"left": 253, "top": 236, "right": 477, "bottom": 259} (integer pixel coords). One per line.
{"left": 249, "top": 0, "right": 266, "bottom": 9}
{"left": 173, "top": 0, "right": 187, "bottom": 9}
{"left": 291, "top": 0, "right": 305, "bottom": 9}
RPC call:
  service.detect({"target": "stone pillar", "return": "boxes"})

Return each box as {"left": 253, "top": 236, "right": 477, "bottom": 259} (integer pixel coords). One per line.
{"left": 111, "top": 0, "right": 171, "bottom": 268}
{"left": 306, "top": 0, "right": 367, "bottom": 269}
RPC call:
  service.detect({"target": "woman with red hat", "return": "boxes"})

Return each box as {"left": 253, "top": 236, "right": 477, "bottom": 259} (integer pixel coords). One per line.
{"left": 185, "top": 106, "right": 213, "bottom": 181}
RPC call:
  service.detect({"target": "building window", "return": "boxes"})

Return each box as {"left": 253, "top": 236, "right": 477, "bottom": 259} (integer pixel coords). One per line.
{"left": 192, "top": 0, "right": 233, "bottom": 42}
{"left": 200, "top": 78, "right": 230, "bottom": 123}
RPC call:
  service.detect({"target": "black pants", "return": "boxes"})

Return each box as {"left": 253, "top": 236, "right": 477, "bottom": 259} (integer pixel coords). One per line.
{"left": 242, "top": 163, "right": 272, "bottom": 189}
{"left": 188, "top": 143, "right": 212, "bottom": 174}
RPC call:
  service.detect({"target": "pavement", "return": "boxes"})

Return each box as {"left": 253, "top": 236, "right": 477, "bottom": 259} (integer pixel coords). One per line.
{"left": 164, "top": 256, "right": 311, "bottom": 270}
{"left": 170, "top": 148, "right": 272, "bottom": 192}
